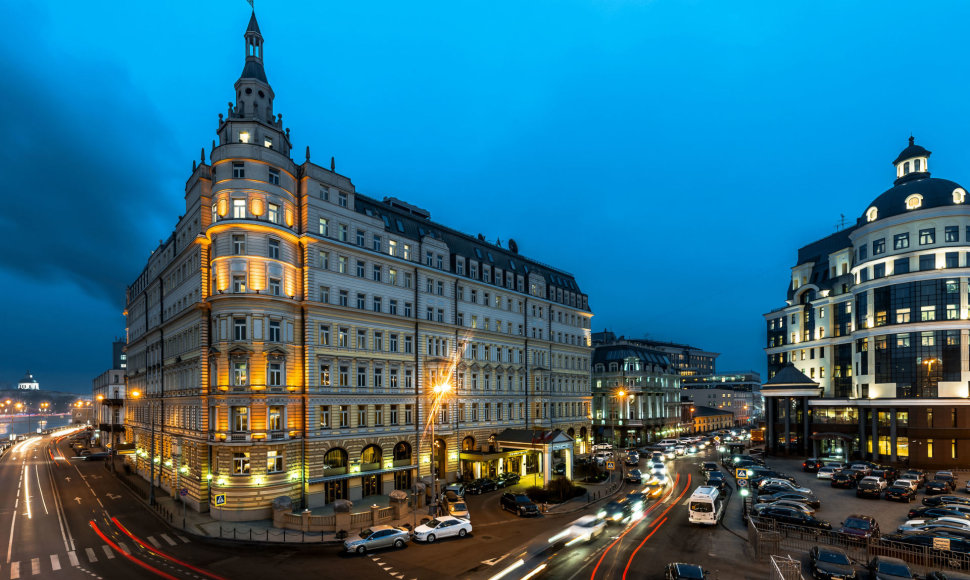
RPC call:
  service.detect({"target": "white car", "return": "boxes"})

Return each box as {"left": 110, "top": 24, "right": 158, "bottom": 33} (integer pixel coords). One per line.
{"left": 650, "top": 462, "right": 666, "bottom": 475}
{"left": 674, "top": 445, "right": 686, "bottom": 456}
{"left": 894, "top": 478, "right": 919, "bottom": 491}
{"left": 550, "top": 515, "right": 607, "bottom": 545}
{"left": 412, "top": 517, "right": 472, "bottom": 543}
{"left": 898, "top": 517, "right": 970, "bottom": 532}
{"left": 850, "top": 464, "right": 872, "bottom": 476}
{"left": 817, "top": 466, "right": 840, "bottom": 480}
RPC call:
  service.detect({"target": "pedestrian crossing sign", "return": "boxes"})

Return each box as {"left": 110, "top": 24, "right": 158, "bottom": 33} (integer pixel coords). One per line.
{"left": 605, "top": 461, "right": 616, "bottom": 471}
{"left": 735, "top": 468, "right": 748, "bottom": 479}
{"left": 214, "top": 493, "right": 227, "bottom": 506}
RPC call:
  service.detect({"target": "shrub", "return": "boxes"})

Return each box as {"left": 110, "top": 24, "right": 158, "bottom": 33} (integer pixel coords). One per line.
{"left": 525, "top": 485, "right": 550, "bottom": 504}
{"left": 545, "top": 477, "right": 588, "bottom": 503}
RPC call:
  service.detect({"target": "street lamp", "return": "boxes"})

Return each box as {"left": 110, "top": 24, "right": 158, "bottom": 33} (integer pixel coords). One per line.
{"left": 130, "top": 390, "right": 154, "bottom": 504}
{"left": 429, "top": 383, "right": 452, "bottom": 516}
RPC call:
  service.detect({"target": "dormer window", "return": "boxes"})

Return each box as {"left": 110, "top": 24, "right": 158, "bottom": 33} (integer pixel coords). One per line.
{"left": 905, "top": 194, "right": 923, "bottom": 210}
{"left": 239, "top": 131, "right": 251, "bottom": 144}
{"left": 914, "top": 159, "right": 922, "bottom": 172}
{"left": 865, "top": 207, "right": 878, "bottom": 223}
{"left": 954, "top": 188, "right": 966, "bottom": 204}
{"left": 264, "top": 137, "right": 272, "bottom": 149}
{"left": 903, "top": 161, "right": 910, "bottom": 174}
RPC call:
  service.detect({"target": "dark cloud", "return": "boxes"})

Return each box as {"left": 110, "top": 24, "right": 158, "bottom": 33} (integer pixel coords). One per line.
{"left": 0, "top": 31, "right": 181, "bottom": 307}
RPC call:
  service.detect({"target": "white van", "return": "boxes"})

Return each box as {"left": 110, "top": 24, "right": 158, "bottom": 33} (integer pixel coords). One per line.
{"left": 687, "top": 486, "right": 724, "bottom": 525}
{"left": 659, "top": 439, "right": 679, "bottom": 447}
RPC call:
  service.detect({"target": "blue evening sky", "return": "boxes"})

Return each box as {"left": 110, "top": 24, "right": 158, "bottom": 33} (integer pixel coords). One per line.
{"left": 3, "top": 1, "right": 969, "bottom": 392}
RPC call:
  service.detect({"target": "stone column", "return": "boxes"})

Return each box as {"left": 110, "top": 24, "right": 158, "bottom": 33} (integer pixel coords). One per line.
{"left": 783, "top": 398, "right": 792, "bottom": 455}
{"left": 564, "top": 447, "right": 573, "bottom": 481}
{"left": 802, "top": 398, "right": 810, "bottom": 456}
{"left": 858, "top": 410, "right": 866, "bottom": 461}
{"left": 871, "top": 408, "right": 879, "bottom": 462}
{"left": 890, "top": 409, "right": 898, "bottom": 463}
{"left": 766, "top": 397, "right": 775, "bottom": 454}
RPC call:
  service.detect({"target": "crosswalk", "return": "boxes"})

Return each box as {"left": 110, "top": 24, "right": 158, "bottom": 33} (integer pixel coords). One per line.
{"left": 3, "top": 534, "right": 191, "bottom": 577}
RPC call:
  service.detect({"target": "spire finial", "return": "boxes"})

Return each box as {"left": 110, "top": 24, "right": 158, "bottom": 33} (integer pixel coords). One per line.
{"left": 201, "top": 147, "right": 205, "bottom": 163}
{"left": 305, "top": 146, "right": 310, "bottom": 162}
{"left": 331, "top": 156, "right": 335, "bottom": 172}
{"left": 909, "top": 135, "right": 915, "bottom": 146}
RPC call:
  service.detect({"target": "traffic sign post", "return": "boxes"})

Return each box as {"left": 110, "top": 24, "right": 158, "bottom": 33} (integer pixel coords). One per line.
{"left": 735, "top": 468, "right": 748, "bottom": 480}
{"left": 214, "top": 493, "right": 226, "bottom": 505}
{"left": 605, "top": 461, "right": 616, "bottom": 471}
{"left": 737, "top": 478, "right": 748, "bottom": 488}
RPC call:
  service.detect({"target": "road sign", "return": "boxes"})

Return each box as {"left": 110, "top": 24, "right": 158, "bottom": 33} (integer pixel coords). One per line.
{"left": 605, "top": 460, "right": 616, "bottom": 471}
{"left": 737, "top": 478, "right": 748, "bottom": 488}
{"left": 713, "top": 436, "right": 721, "bottom": 444}
{"left": 735, "top": 468, "right": 748, "bottom": 479}
{"left": 180, "top": 488, "right": 188, "bottom": 497}
{"left": 214, "top": 493, "right": 226, "bottom": 506}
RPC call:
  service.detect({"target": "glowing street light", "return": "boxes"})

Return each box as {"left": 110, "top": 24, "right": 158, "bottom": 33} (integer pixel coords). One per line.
{"left": 428, "top": 383, "right": 453, "bottom": 516}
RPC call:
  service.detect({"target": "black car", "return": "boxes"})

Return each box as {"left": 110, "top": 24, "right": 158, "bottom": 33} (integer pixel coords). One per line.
{"left": 809, "top": 546, "right": 857, "bottom": 580}
{"left": 664, "top": 563, "right": 706, "bottom": 579}
{"left": 84, "top": 451, "right": 110, "bottom": 461}
{"left": 872, "top": 468, "right": 898, "bottom": 482}
{"left": 926, "top": 572, "right": 970, "bottom": 579}
{"left": 935, "top": 472, "right": 958, "bottom": 492}
{"left": 885, "top": 485, "right": 916, "bottom": 502}
{"left": 908, "top": 506, "right": 970, "bottom": 520}
{"left": 700, "top": 462, "right": 718, "bottom": 474}
{"left": 866, "top": 556, "right": 915, "bottom": 580}
{"left": 758, "top": 491, "right": 821, "bottom": 509}
{"left": 495, "top": 473, "right": 520, "bottom": 488}
{"left": 599, "top": 499, "right": 634, "bottom": 524}
{"left": 837, "top": 514, "right": 880, "bottom": 541}
{"left": 755, "top": 505, "right": 832, "bottom": 530}
{"left": 926, "top": 480, "right": 951, "bottom": 495}
{"left": 552, "top": 463, "right": 566, "bottom": 476}
{"left": 466, "top": 478, "right": 498, "bottom": 495}
{"left": 626, "top": 469, "right": 642, "bottom": 484}
{"left": 500, "top": 493, "right": 539, "bottom": 516}
{"left": 626, "top": 492, "right": 648, "bottom": 511}
{"left": 923, "top": 495, "right": 970, "bottom": 508}
{"left": 832, "top": 471, "right": 861, "bottom": 489}
{"left": 803, "top": 458, "right": 824, "bottom": 473}
{"left": 856, "top": 480, "right": 882, "bottom": 499}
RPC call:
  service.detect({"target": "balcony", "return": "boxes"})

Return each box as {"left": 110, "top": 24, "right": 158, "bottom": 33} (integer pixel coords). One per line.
{"left": 269, "top": 431, "right": 286, "bottom": 441}
{"left": 100, "top": 398, "right": 124, "bottom": 407}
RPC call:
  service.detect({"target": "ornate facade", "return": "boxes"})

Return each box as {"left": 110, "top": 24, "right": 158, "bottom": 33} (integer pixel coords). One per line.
{"left": 124, "top": 13, "right": 593, "bottom": 519}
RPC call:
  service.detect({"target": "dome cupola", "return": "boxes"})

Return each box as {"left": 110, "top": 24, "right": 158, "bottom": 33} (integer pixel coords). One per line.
{"left": 892, "top": 136, "right": 931, "bottom": 184}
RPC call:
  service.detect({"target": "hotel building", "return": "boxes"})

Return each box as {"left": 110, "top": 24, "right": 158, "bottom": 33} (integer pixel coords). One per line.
{"left": 764, "top": 138, "right": 970, "bottom": 468}
{"left": 123, "top": 13, "right": 593, "bottom": 519}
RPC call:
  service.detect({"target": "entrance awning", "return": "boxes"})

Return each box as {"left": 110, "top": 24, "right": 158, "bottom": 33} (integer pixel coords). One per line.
{"left": 307, "top": 463, "right": 416, "bottom": 484}
{"left": 810, "top": 432, "right": 855, "bottom": 441}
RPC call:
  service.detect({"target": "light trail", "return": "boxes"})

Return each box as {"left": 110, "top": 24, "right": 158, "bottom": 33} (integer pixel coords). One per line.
{"left": 621, "top": 474, "right": 692, "bottom": 579}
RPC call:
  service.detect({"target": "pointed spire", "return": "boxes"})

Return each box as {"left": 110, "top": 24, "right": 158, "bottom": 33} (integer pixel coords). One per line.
{"left": 200, "top": 147, "right": 205, "bottom": 164}
{"left": 305, "top": 146, "right": 310, "bottom": 162}
{"left": 246, "top": 11, "right": 261, "bottom": 35}
{"left": 331, "top": 156, "right": 335, "bottom": 172}
{"left": 239, "top": 11, "right": 268, "bottom": 83}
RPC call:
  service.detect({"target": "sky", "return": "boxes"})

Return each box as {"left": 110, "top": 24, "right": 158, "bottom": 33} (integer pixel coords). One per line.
{"left": 3, "top": 1, "right": 970, "bottom": 393}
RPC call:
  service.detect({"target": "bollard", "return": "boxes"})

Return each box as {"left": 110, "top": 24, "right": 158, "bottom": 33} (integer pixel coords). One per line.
{"left": 283, "top": 529, "right": 286, "bottom": 542}
{"left": 250, "top": 529, "right": 252, "bottom": 541}
{"left": 234, "top": 528, "right": 237, "bottom": 540}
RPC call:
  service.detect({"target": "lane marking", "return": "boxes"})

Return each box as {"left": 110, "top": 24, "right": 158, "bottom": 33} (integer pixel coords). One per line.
{"left": 147, "top": 536, "right": 161, "bottom": 549}
{"left": 88, "top": 520, "right": 179, "bottom": 580}
{"left": 117, "top": 542, "right": 130, "bottom": 555}
{"left": 111, "top": 518, "right": 229, "bottom": 580}
{"left": 175, "top": 535, "right": 189, "bottom": 544}
{"left": 160, "top": 534, "right": 177, "bottom": 547}
{"left": 32, "top": 466, "right": 47, "bottom": 516}
{"left": 49, "top": 555, "right": 59, "bottom": 572}
{"left": 29, "top": 558, "right": 37, "bottom": 576}
{"left": 67, "top": 552, "right": 78, "bottom": 567}
{"left": 9, "top": 561, "right": 18, "bottom": 580}
{"left": 84, "top": 548, "right": 97, "bottom": 563}
{"left": 101, "top": 546, "right": 114, "bottom": 560}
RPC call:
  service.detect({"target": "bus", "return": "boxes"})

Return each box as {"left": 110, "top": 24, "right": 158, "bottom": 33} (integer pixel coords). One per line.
{"left": 687, "top": 486, "right": 725, "bottom": 525}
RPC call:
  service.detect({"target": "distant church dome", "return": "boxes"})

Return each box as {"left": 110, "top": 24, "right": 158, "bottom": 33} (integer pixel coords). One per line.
{"left": 18, "top": 371, "right": 39, "bottom": 390}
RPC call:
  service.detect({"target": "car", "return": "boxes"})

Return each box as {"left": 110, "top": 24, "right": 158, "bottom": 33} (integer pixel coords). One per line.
{"left": 466, "top": 478, "right": 498, "bottom": 495}
{"left": 552, "top": 463, "right": 566, "bottom": 476}
{"left": 817, "top": 466, "right": 840, "bottom": 480}
{"left": 837, "top": 514, "right": 880, "bottom": 540}
{"left": 965, "top": 479, "right": 970, "bottom": 494}
{"left": 552, "top": 515, "right": 607, "bottom": 544}
{"left": 754, "top": 505, "right": 832, "bottom": 530}
{"left": 856, "top": 479, "right": 883, "bottom": 499}
{"left": 823, "top": 461, "right": 847, "bottom": 471}
{"left": 650, "top": 461, "right": 667, "bottom": 475}
{"left": 624, "top": 452, "right": 640, "bottom": 466}
{"left": 495, "top": 473, "right": 520, "bottom": 488}
{"left": 885, "top": 485, "right": 916, "bottom": 502}
{"left": 757, "top": 478, "right": 811, "bottom": 493}
{"left": 664, "top": 563, "right": 707, "bottom": 579}
{"left": 76, "top": 449, "right": 92, "bottom": 457}
{"left": 809, "top": 546, "right": 857, "bottom": 580}
{"left": 444, "top": 483, "right": 466, "bottom": 497}
{"left": 898, "top": 517, "right": 970, "bottom": 533}
{"left": 758, "top": 491, "right": 821, "bottom": 509}
{"left": 706, "top": 471, "right": 727, "bottom": 491}
{"left": 935, "top": 471, "right": 958, "bottom": 492}
{"left": 926, "top": 480, "right": 952, "bottom": 495}
{"left": 651, "top": 452, "right": 665, "bottom": 463}
{"left": 832, "top": 471, "right": 861, "bottom": 489}
{"left": 446, "top": 499, "right": 469, "bottom": 519}
{"left": 751, "top": 500, "right": 816, "bottom": 516}
{"left": 802, "top": 458, "right": 823, "bottom": 473}
{"left": 626, "top": 492, "right": 648, "bottom": 510}
{"left": 926, "top": 571, "right": 970, "bottom": 580}
{"left": 908, "top": 506, "right": 970, "bottom": 520}
{"left": 626, "top": 469, "right": 642, "bottom": 484}
{"left": 343, "top": 525, "right": 410, "bottom": 554}
{"left": 850, "top": 464, "right": 872, "bottom": 477}
{"left": 859, "top": 476, "right": 887, "bottom": 490}
{"left": 923, "top": 495, "right": 970, "bottom": 508}
{"left": 598, "top": 499, "right": 634, "bottom": 524}
{"left": 760, "top": 484, "right": 815, "bottom": 499}
{"left": 84, "top": 452, "right": 110, "bottom": 461}
{"left": 500, "top": 493, "right": 539, "bottom": 516}
{"left": 893, "top": 478, "right": 919, "bottom": 491}
{"left": 700, "top": 462, "right": 718, "bottom": 474}
{"left": 411, "top": 517, "right": 472, "bottom": 543}
{"left": 902, "top": 470, "right": 927, "bottom": 487}
{"left": 866, "top": 556, "right": 914, "bottom": 580}
{"left": 872, "top": 468, "right": 898, "bottom": 482}
{"left": 674, "top": 445, "right": 686, "bottom": 456}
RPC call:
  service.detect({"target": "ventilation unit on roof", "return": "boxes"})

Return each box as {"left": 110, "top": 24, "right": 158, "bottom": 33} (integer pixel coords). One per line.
{"left": 382, "top": 197, "right": 431, "bottom": 219}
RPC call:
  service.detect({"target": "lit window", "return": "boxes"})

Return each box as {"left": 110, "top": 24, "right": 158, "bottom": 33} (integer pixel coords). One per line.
{"left": 905, "top": 194, "right": 923, "bottom": 210}
{"left": 954, "top": 188, "right": 966, "bottom": 204}
{"left": 264, "top": 137, "right": 273, "bottom": 149}
{"left": 268, "top": 203, "right": 279, "bottom": 223}
{"left": 267, "top": 450, "right": 283, "bottom": 473}
{"left": 233, "top": 452, "right": 250, "bottom": 474}
{"left": 239, "top": 132, "right": 251, "bottom": 144}
{"left": 233, "top": 199, "right": 247, "bottom": 218}
{"left": 865, "top": 207, "right": 878, "bottom": 222}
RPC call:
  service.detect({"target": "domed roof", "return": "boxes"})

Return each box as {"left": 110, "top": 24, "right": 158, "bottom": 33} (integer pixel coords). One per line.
{"left": 862, "top": 175, "right": 966, "bottom": 224}
{"left": 892, "top": 136, "right": 931, "bottom": 165}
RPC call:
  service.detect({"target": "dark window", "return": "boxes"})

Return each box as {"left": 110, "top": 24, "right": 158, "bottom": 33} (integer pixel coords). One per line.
{"left": 946, "top": 252, "right": 959, "bottom": 269}
{"left": 946, "top": 226, "right": 959, "bottom": 243}
{"left": 919, "top": 255, "right": 936, "bottom": 271}
{"left": 873, "top": 263, "right": 886, "bottom": 278}
{"left": 872, "top": 239, "right": 886, "bottom": 255}
{"left": 894, "top": 233, "right": 910, "bottom": 250}
{"left": 860, "top": 268, "right": 870, "bottom": 282}
{"left": 894, "top": 258, "right": 910, "bottom": 275}
{"left": 859, "top": 244, "right": 868, "bottom": 260}
{"left": 920, "top": 228, "right": 936, "bottom": 245}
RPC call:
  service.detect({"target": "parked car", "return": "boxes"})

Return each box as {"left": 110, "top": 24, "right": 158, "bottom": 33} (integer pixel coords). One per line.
{"left": 908, "top": 506, "right": 970, "bottom": 521}
{"left": 802, "top": 458, "right": 823, "bottom": 473}
{"left": 757, "top": 479, "right": 812, "bottom": 494}
{"left": 923, "top": 495, "right": 970, "bottom": 508}
{"left": 898, "top": 517, "right": 970, "bottom": 533}
{"left": 866, "top": 556, "right": 915, "bottom": 580}
{"left": 832, "top": 471, "right": 861, "bottom": 489}
{"left": 850, "top": 464, "right": 872, "bottom": 477}
{"left": 554, "top": 515, "right": 606, "bottom": 544}
{"left": 598, "top": 499, "right": 634, "bottom": 524}
{"left": 926, "top": 572, "right": 970, "bottom": 580}
{"left": 495, "top": 473, "right": 520, "bottom": 488}
{"left": 751, "top": 500, "right": 815, "bottom": 516}
{"left": 444, "top": 483, "right": 466, "bottom": 497}
{"left": 706, "top": 471, "right": 728, "bottom": 491}
{"left": 754, "top": 505, "right": 831, "bottom": 530}
{"left": 664, "top": 563, "right": 707, "bottom": 579}
{"left": 700, "top": 462, "right": 718, "bottom": 474}
{"left": 757, "top": 491, "right": 821, "bottom": 509}
{"left": 859, "top": 476, "right": 888, "bottom": 490}
{"left": 343, "top": 525, "right": 410, "bottom": 554}
{"left": 837, "top": 514, "right": 880, "bottom": 540}
{"left": 466, "top": 478, "right": 498, "bottom": 495}
{"left": 885, "top": 485, "right": 917, "bottom": 502}
{"left": 902, "top": 469, "right": 927, "bottom": 487}
{"left": 872, "top": 468, "right": 898, "bottom": 482}
{"left": 626, "top": 469, "right": 643, "bottom": 484}
{"left": 856, "top": 479, "right": 883, "bottom": 499}
{"left": 893, "top": 478, "right": 919, "bottom": 492}
{"left": 552, "top": 463, "right": 566, "bottom": 476}
{"left": 817, "top": 466, "right": 841, "bottom": 480}
{"left": 500, "top": 493, "right": 539, "bottom": 517}
{"left": 809, "top": 546, "right": 857, "bottom": 580}
{"left": 935, "top": 471, "right": 958, "bottom": 492}
{"left": 927, "top": 480, "right": 952, "bottom": 495}
{"left": 412, "top": 517, "right": 472, "bottom": 543}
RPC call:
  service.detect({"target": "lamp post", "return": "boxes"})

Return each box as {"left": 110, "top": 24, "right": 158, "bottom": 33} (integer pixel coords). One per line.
{"left": 429, "top": 383, "right": 452, "bottom": 516}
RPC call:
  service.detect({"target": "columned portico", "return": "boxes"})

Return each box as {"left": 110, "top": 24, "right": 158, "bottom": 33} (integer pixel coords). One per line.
{"left": 761, "top": 364, "right": 819, "bottom": 456}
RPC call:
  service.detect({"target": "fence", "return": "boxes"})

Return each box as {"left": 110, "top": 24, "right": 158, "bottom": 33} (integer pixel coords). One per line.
{"left": 214, "top": 526, "right": 330, "bottom": 543}
{"left": 768, "top": 555, "right": 803, "bottom": 580}
{"left": 748, "top": 516, "right": 970, "bottom": 576}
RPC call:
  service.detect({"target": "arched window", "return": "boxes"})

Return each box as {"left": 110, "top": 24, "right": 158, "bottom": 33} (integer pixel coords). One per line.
{"left": 393, "top": 441, "right": 412, "bottom": 461}
{"left": 865, "top": 207, "right": 878, "bottom": 223}
{"left": 905, "top": 194, "right": 923, "bottom": 210}
{"left": 361, "top": 444, "right": 382, "bottom": 465}
{"left": 462, "top": 435, "right": 476, "bottom": 451}
{"left": 323, "top": 447, "right": 347, "bottom": 469}
{"left": 914, "top": 159, "right": 922, "bottom": 171}
{"left": 903, "top": 161, "right": 911, "bottom": 174}
{"left": 954, "top": 188, "right": 967, "bottom": 204}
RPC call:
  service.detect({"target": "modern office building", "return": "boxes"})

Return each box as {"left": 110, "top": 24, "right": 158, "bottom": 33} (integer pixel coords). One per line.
{"left": 764, "top": 138, "right": 970, "bottom": 468}
{"left": 681, "top": 371, "right": 762, "bottom": 425}
{"left": 123, "top": 12, "right": 593, "bottom": 519}
{"left": 590, "top": 337, "right": 682, "bottom": 446}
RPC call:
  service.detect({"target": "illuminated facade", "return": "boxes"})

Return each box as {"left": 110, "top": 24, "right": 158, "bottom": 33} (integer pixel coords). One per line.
{"left": 124, "top": 13, "right": 593, "bottom": 519}
{"left": 764, "top": 138, "right": 970, "bottom": 468}
{"left": 18, "top": 371, "right": 39, "bottom": 391}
